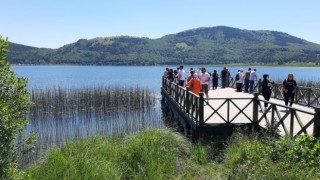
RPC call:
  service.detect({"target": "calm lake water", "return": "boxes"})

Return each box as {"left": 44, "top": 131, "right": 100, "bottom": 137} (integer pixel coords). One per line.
{"left": 12, "top": 65, "right": 320, "bottom": 166}
{"left": 13, "top": 65, "right": 320, "bottom": 91}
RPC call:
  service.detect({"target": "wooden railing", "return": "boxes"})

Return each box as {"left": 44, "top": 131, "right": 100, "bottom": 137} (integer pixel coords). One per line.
{"left": 162, "top": 78, "right": 201, "bottom": 125}
{"left": 203, "top": 97, "right": 254, "bottom": 124}
{"left": 257, "top": 98, "right": 320, "bottom": 137}
{"left": 162, "top": 77, "right": 320, "bottom": 137}
{"left": 229, "top": 79, "right": 320, "bottom": 107}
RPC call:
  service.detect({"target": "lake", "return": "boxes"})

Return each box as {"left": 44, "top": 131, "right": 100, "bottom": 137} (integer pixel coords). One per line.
{"left": 13, "top": 65, "right": 320, "bottom": 91}
{"left": 12, "top": 65, "right": 320, "bottom": 166}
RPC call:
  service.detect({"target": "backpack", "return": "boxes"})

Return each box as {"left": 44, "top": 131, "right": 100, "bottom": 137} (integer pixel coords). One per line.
{"left": 235, "top": 73, "right": 240, "bottom": 81}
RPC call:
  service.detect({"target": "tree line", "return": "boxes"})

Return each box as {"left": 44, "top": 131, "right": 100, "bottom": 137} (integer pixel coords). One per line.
{"left": 7, "top": 26, "right": 320, "bottom": 65}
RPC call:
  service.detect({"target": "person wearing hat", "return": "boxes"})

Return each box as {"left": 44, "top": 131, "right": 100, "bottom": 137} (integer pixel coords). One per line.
{"left": 185, "top": 73, "right": 202, "bottom": 95}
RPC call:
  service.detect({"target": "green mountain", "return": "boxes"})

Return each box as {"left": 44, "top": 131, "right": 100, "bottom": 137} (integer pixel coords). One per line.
{"left": 7, "top": 26, "right": 320, "bottom": 65}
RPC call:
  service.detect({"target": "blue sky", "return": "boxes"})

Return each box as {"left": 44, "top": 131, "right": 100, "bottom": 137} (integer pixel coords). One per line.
{"left": 1, "top": 0, "right": 319, "bottom": 49}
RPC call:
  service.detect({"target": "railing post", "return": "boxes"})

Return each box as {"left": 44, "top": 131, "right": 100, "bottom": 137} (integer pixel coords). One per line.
{"left": 295, "top": 87, "right": 299, "bottom": 104}
{"left": 227, "top": 99, "right": 230, "bottom": 123}
{"left": 313, "top": 107, "right": 320, "bottom": 137}
{"left": 186, "top": 86, "right": 190, "bottom": 113}
{"left": 308, "top": 88, "right": 311, "bottom": 107}
{"left": 271, "top": 104, "right": 275, "bottom": 127}
{"left": 199, "top": 92, "right": 204, "bottom": 126}
{"left": 162, "top": 76, "right": 165, "bottom": 90}
{"left": 253, "top": 93, "right": 259, "bottom": 124}
{"left": 290, "top": 109, "right": 295, "bottom": 137}
{"left": 273, "top": 84, "right": 278, "bottom": 98}
{"left": 175, "top": 84, "right": 179, "bottom": 102}
{"left": 258, "top": 78, "right": 262, "bottom": 94}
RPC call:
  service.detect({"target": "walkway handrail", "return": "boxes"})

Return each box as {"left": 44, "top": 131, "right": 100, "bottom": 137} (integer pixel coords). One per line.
{"left": 162, "top": 77, "right": 320, "bottom": 137}
{"left": 162, "top": 78, "right": 201, "bottom": 125}
{"left": 229, "top": 79, "right": 320, "bottom": 107}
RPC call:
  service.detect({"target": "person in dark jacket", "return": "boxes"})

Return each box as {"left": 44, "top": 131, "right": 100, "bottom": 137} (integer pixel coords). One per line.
{"left": 261, "top": 74, "right": 274, "bottom": 112}
{"left": 211, "top": 70, "right": 219, "bottom": 90}
{"left": 220, "top": 67, "right": 227, "bottom": 88}
{"left": 168, "top": 69, "right": 174, "bottom": 82}
{"left": 282, "top": 73, "right": 297, "bottom": 111}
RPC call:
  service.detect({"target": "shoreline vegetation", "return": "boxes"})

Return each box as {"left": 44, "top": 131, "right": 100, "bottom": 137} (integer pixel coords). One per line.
{"left": 18, "top": 86, "right": 161, "bottom": 167}
{"left": 11, "top": 62, "right": 320, "bottom": 67}
{"left": 15, "top": 72, "right": 320, "bottom": 179}
{"left": 23, "top": 129, "right": 320, "bottom": 179}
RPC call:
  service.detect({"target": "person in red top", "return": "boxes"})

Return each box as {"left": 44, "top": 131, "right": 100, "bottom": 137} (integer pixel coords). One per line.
{"left": 185, "top": 73, "right": 202, "bottom": 95}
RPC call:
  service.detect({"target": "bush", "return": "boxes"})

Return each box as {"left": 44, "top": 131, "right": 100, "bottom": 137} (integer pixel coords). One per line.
{"left": 223, "top": 133, "right": 320, "bottom": 179}
{"left": 0, "top": 36, "right": 33, "bottom": 179}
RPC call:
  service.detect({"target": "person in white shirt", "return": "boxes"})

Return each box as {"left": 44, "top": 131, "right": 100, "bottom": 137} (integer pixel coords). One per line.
{"left": 199, "top": 67, "right": 211, "bottom": 100}
{"left": 249, "top": 69, "right": 257, "bottom": 93}
{"left": 236, "top": 69, "right": 244, "bottom": 92}
{"left": 197, "top": 67, "right": 203, "bottom": 77}
{"left": 178, "top": 65, "right": 186, "bottom": 86}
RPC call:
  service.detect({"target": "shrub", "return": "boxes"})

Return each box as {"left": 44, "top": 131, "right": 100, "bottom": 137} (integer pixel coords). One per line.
{"left": 0, "top": 36, "right": 34, "bottom": 179}
{"left": 223, "top": 133, "right": 320, "bottom": 179}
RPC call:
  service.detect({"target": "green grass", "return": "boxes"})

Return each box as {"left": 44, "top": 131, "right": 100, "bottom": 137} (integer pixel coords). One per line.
{"left": 22, "top": 129, "right": 320, "bottom": 180}
{"left": 223, "top": 133, "right": 320, "bottom": 179}
{"left": 23, "top": 129, "right": 222, "bottom": 180}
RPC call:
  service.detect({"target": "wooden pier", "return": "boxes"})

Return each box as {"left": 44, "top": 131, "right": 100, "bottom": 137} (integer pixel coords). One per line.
{"left": 161, "top": 78, "right": 320, "bottom": 138}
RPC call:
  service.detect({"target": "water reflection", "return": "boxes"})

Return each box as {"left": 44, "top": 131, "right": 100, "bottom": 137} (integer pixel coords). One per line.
{"left": 19, "top": 87, "right": 164, "bottom": 166}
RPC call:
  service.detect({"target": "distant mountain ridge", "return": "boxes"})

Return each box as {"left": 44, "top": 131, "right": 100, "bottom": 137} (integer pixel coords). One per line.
{"left": 7, "top": 26, "right": 320, "bottom": 65}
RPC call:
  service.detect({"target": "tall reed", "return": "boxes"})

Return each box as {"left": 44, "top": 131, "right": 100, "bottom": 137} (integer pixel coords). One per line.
{"left": 19, "top": 86, "right": 163, "bottom": 167}
{"left": 29, "top": 85, "right": 157, "bottom": 120}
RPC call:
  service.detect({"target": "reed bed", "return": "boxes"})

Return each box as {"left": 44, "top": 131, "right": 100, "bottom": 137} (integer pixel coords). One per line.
{"left": 29, "top": 85, "right": 157, "bottom": 120}
{"left": 273, "top": 78, "right": 320, "bottom": 88}
{"left": 19, "top": 86, "right": 163, "bottom": 167}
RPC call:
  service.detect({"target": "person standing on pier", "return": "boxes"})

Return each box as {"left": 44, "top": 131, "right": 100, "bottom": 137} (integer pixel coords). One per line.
{"left": 236, "top": 69, "right": 244, "bottom": 92}
{"left": 185, "top": 73, "right": 202, "bottom": 95}
{"left": 220, "top": 67, "right": 228, "bottom": 88}
{"left": 173, "top": 69, "right": 179, "bottom": 84}
{"left": 168, "top": 69, "right": 174, "bottom": 82}
{"left": 244, "top": 68, "right": 251, "bottom": 92}
{"left": 226, "top": 68, "right": 231, "bottom": 87}
{"left": 211, "top": 70, "right": 219, "bottom": 90}
{"left": 249, "top": 68, "right": 257, "bottom": 93}
{"left": 199, "top": 68, "right": 211, "bottom": 100}
{"left": 178, "top": 65, "right": 186, "bottom": 86}
{"left": 282, "top": 73, "right": 297, "bottom": 111}
{"left": 261, "top": 74, "right": 274, "bottom": 112}
{"left": 187, "top": 70, "right": 195, "bottom": 82}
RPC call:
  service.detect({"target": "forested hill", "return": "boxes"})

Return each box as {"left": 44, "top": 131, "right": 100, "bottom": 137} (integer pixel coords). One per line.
{"left": 7, "top": 26, "right": 320, "bottom": 65}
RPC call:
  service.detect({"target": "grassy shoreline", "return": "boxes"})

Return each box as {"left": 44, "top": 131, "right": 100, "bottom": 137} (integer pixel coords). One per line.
{"left": 22, "top": 129, "right": 320, "bottom": 179}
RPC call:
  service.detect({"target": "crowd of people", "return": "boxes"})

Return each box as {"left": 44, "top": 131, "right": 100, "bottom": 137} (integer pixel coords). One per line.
{"left": 164, "top": 66, "right": 297, "bottom": 112}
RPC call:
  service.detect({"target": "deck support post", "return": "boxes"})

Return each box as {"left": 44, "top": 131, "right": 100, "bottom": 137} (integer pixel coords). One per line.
{"left": 186, "top": 86, "right": 190, "bottom": 114}
{"left": 313, "top": 107, "right": 320, "bottom": 137}
{"left": 199, "top": 92, "right": 204, "bottom": 126}
{"left": 162, "top": 77, "right": 165, "bottom": 90}
{"left": 258, "top": 79, "right": 262, "bottom": 94}
{"left": 307, "top": 88, "right": 311, "bottom": 107}
{"left": 174, "top": 84, "right": 179, "bottom": 102}
{"left": 253, "top": 93, "right": 259, "bottom": 125}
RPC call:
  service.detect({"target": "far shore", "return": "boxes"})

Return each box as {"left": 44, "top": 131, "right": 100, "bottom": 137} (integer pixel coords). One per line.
{"left": 11, "top": 62, "right": 320, "bottom": 67}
